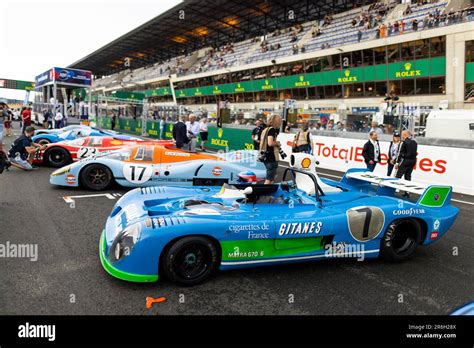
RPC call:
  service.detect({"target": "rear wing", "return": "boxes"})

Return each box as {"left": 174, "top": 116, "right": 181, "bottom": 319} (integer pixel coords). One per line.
{"left": 341, "top": 169, "right": 453, "bottom": 208}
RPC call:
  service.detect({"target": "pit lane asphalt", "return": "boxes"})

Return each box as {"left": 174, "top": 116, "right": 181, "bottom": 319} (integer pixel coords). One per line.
{"left": 0, "top": 124, "right": 473, "bottom": 315}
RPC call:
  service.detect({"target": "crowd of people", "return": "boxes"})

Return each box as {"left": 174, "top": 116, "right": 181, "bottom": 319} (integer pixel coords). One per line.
{"left": 172, "top": 114, "right": 209, "bottom": 152}
{"left": 0, "top": 103, "right": 47, "bottom": 172}
{"left": 249, "top": 111, "right": 418, "bottom": 187}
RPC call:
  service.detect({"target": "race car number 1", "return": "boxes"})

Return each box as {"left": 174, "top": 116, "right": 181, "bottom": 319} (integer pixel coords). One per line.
{"left": 77, "top": 147, "right": 99, "bottom": 159}
{"left": 123, "top": 164, "right": 153, "bottom": 184}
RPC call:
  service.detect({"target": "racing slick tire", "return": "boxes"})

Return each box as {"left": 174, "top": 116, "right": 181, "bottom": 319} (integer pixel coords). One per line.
{"left": 380, "top": 218, "right": 422, "bottom": 262}
{"left": 36, "top": 138, "right": 51, "bottom": 145}
{"left": 162, "top": 236, "right": 219, "bottom": 286}
{"left": 80, "top": 164, "right": 114, "bottom": 191}
{"left": 44, "top": 147, "right": 72, "bottom": 168}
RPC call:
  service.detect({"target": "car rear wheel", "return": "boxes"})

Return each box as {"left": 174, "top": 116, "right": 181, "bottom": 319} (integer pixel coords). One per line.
{"left": 80, "top": 164, "right": 113, "bottom": 191}
{"left": 36, "top": 138, "right": 51, "bottom": 145}
{"left": 380, "top": 219, "right": 422, "bottom": 262}
{"left": 44, "top": 147, "right": 72, "bottom": 168}
{"left": 162, "top": 236, "right": 219, "bottom": 286}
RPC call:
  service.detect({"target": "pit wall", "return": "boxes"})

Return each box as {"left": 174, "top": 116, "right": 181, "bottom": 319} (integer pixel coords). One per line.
{"left": 97, "top": 117, "right": 474, "bottom": 195}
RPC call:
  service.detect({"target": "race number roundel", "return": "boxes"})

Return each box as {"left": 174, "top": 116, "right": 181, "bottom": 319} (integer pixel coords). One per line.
{"left": 346, "top": 206, "right": 385, "bottom": 242}
{"left": 123, "top": 164, "right": 153, "bottom": 184}
{"left": 77, "top": 147, "right": 98, "bottom": 159}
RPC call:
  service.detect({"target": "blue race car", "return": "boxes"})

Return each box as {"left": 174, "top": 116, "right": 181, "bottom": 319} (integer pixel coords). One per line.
{"left": 32, "top": 127, "right": 127, "bottom": 144}
{"left": 50, "top": 145, "right": 267, "bottom": 191}
{"left": 99, "top": 153, "right": 459, "bottom": 285}
{"left": 34, "top": 125, "right": 92, "bottom": 136}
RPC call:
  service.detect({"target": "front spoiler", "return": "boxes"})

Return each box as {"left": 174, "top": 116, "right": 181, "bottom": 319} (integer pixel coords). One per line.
{"left": 99, "top": 230, "right": 158, "bottom": 282}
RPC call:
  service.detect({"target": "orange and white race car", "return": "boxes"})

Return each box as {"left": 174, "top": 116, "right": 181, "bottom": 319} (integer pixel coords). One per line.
{"left": 34, "top": 136, "right": 173, "bottom": 167}
{"left": 50, "top": 144, "right": 266, "bottom": 190}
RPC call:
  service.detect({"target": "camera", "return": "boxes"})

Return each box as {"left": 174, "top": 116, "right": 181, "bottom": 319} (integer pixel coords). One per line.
{"left": 279, "top": 149, "right": 287, "bottom": 160}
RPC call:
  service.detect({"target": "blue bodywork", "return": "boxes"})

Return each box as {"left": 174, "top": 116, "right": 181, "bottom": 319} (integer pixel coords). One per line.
{"left": 98, "top": 168, "right": 459, "bottom": 283}
{"left": 50, "top": 148, "right": 267, "bottom": 189}
{"left": 451, "top": 302, "right": 474, "bottom": 315}
{"left": 32, "top": 128, "right": 130, "bottom": 144}
{"left": 34, "top": 125, "right": 91, "bottom": 136}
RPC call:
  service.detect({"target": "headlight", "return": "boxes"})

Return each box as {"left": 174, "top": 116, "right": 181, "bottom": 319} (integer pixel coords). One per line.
{"left": 109, "top": 223, "right": 141, "bottom": 262}
{"left": 51, "top": 165, "right": 71, "bottom": 176}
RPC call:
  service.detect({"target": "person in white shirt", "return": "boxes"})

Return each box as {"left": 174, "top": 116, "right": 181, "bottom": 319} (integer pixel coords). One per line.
{"left": 369, "top": 121, "right": 383, "bottom": 134}
{"left": 159, "top": 118, "right": 165, "bottom": 139}
{"left": 185, "top": 114, "right": 200, "bottom": 152}
{"left": 199, "top": 118, "right": 209, "bottom": 151}
{"left": 54, "top": 110, "right": 64, "bottom": 129}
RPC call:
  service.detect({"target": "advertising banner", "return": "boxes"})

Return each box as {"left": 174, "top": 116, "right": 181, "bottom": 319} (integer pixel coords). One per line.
{"left": 35, "top": 69, "right": 54, "bottom": 88}
{"left": 53, "top": 67, "right": 92, "bottom": 86}
{"left": 104, "top": 117, "right": 473, "bottom": 195}
{"left": 278, "top": 133, "right": 474, "bottom": 195}
{"left": 175, "top": 57, "right": 446, "bottom": 98}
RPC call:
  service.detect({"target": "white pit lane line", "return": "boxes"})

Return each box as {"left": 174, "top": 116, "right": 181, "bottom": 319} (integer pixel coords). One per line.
{"left": 278, "top": 164, "right": 474, "bottom": 206}
{"left": 62, "top": 193, "right": 123, "bottom": 207}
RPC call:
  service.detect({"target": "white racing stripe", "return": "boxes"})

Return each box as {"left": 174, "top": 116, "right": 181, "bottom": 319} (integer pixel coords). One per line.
{"left": 222, "top": 249, "right": 380, "bottom": 266}
{"left": 279, "top": 164, "right": 474, "bottom": 206}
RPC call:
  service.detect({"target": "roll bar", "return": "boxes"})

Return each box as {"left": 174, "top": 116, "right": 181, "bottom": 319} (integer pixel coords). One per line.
{"left": 282, "top": 167, "right": 324, "bottom": 205}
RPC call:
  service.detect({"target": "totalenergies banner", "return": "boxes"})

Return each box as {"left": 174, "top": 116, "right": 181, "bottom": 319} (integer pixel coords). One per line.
{"left": 278, "top": 133, "right": 474, "bottom": 195}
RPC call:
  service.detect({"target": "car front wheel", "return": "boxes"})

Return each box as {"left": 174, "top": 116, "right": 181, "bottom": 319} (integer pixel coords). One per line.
{"left": 162, "top": 236, "right": 219, "bottom": 286}
{"left": 80, "top": 164, "right": 113, "bottom": 191}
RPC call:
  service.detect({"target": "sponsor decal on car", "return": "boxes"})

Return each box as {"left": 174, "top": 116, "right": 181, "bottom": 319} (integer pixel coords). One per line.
{"left": 228, "top": 222, "right": 271, "bottom": 239}
{"left": 277, "top": 222, "right": 323, "bottom": 236}
{"left": 392, "top": 208, "right": 426, "bottom": 216}
{"left": 65, "top": 174, "right": 76, "bottom": 185}
{"left": 433, "top": 219, "right": 440, "bottom": 231}
{"left": 227, "top": 246, "right": 265, "bottom": 259}
{"left": 164, "top": 151, "right": 190, "bottom": 157}
{"left": 229, "top": 222, "right": 270, "bottom": 233}
{"left": 301, "top": 157, "right": 311, "bottom": 169}
{"left": 212, "top": 166, "right": 223, "bottom": 176}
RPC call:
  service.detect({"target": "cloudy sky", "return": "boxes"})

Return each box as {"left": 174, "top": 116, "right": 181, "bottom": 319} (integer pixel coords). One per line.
{"left": 0, "top": 0, "right": 181, "bottom": 101}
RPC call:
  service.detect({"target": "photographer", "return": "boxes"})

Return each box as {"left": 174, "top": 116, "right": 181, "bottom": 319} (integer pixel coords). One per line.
{"left": 8, "top": 126, "right": 46, "bottom": 170}
{"left": 259, "top": 114, "right": 282, "bottom": 184}
{"left": 292, "top": 123, "right": 312, "bottom": 154}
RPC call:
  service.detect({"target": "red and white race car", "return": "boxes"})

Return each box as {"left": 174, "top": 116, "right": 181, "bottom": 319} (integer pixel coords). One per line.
{"left": 34, "top": 136, "right": 173, "bottom": 167}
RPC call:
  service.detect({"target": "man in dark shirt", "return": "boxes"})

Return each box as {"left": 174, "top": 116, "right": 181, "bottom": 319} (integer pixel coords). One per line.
{"left": 251, "top": 120, "right": 264, "bottom": 150}
{"left": 362, "top": 131, "right": 381, "bottom": 172}
{"left": 172, "top": 116, "right": 188, "bottom": 149}
{"left": 395, "top": 130, "right": 418, "bottom": 181}
{"left": 8, "top": 126, "right": 46, "bottom": 170}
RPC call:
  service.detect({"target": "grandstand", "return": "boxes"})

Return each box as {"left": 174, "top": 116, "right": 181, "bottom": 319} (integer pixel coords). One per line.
{"left": 69, "top": 0, "right": 474, "bottom": 117}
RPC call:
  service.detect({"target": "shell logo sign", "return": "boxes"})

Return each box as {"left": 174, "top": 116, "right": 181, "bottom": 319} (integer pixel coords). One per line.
{"left": 301, "top": 158, "right": 312, "bottom": 169}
